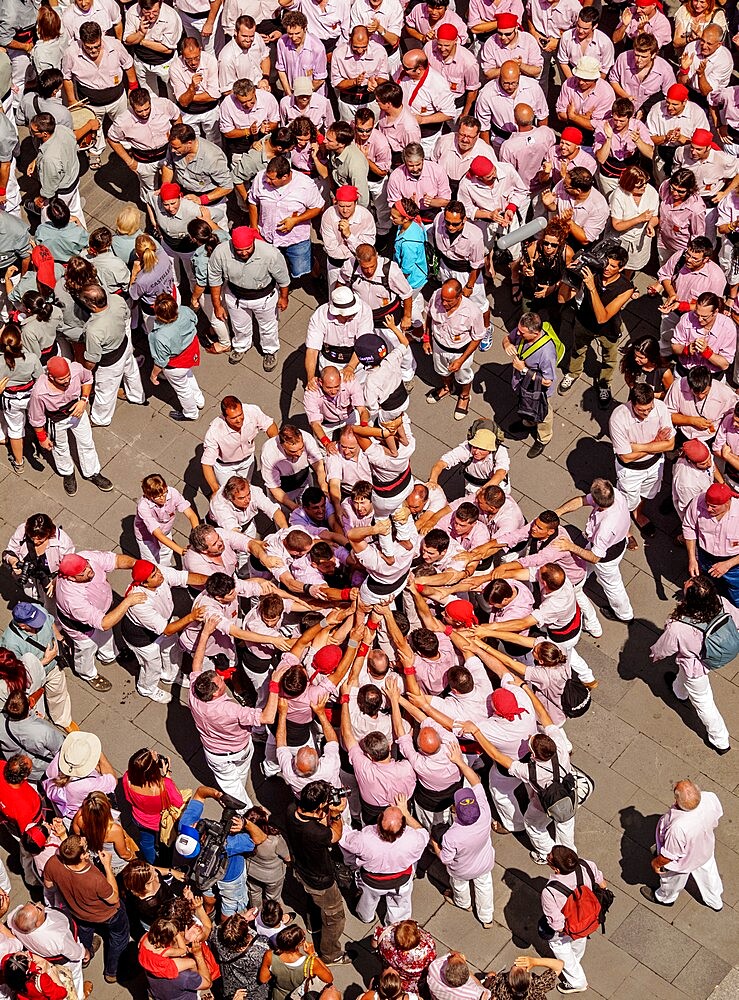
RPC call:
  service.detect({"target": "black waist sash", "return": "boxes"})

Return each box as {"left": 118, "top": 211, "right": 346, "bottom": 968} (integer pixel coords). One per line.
{"left": 131, "top": 142, "right": 169, "bottom": 163}
{"left": 76, "top": 80, "right": 125, "bottom": 107}
{"left": 280, "top": 466, "right": 310, "bottom": 493}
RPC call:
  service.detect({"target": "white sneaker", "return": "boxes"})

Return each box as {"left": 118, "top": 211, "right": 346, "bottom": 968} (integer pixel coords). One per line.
{"left": 162, "top": 672, "right": 191, "bottom": 689}
{"left": 138, "top": 687, "right": 172, "bottom": 704}
{"left": 583, "top": 620, "right": 603, "bottom": 638}
{"left": 529, "top": 851, "right": 549, "bottom": 865}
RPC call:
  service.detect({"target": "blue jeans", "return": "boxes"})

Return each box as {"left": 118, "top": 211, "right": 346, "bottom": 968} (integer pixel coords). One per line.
{"left": 137, "top": 827, "right": 157, "bottom": 864}
{"left": 218, "top": 868, "right": 249, "bottom": 916}
{"left": 281, "top": 239, "right": 312, "bottom": 279}
{"left": 77, "top": 904, "right": 130, "bottom": 978}
{"left": 698, "top": 548, "right": 739, "bottom": 606}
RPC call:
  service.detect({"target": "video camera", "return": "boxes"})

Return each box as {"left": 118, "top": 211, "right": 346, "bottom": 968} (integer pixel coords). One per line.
{"left": 328, "top": 787, "right": 351, "bottom": 808}
{"left": 178, "top": 793, "right": 247, "bottom": 894}
{"left": 562, "top": 236, "right": 623, "bottom": 291}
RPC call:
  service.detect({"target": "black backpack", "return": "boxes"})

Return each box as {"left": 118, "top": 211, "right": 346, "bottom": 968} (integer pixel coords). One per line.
{"left": 527, "top": 754, "right": 577, "bottom": 823}
{"left": 561, "top": 674, "right": 591, "bottom": 718}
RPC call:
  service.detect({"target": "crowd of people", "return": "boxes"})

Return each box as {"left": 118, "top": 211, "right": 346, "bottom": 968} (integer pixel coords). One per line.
{"left": 0, "top": 0, "right": 736, "bottom": 995}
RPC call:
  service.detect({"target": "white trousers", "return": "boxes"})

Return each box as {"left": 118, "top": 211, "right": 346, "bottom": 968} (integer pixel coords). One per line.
{"left": 201, "top": 293, "right": 231, "bottom": 346}
{"left": 2, "top": 167, "right": 21, "bottom": 216}
{"left": 525, "top": 802, "right": 576, "bottom": 859}
{"left": 66, "top": 959, "right": 84, "bottom": 1000}
{"left": 432, "top": 345, "right": 475, "bottom": 386}
{"left": 178, "top": 10, "right": 223, "bottom": 52}
{"left": 90, "top": 93, "right": 128, "bottom": 157}
{"left": 415, "top": 803, "right": 451, "bottom": 831}
{"left": 367, "top": 177, "right": 391, "bottom": 235}
{"left": 573, "top": 579, "right": 600, "bottom": 634}
{"left": 592, "top": 551, "right": 634, "bottom": 621}
{"left": 0, "top": 389, "right": 31, "bottom": 438}
{"left": 488, "top": 768, "right": 525, "bottom": 832}
{"left": 51, "top": 411, "right": 101, "bottom": 478}
{"left": 213, "top": 455, "right": 255, "bottom": 485}
{"left": 337, "top": 98, "right": 379, "bottom": 123}
{"left": 133, "top": 55, "right": 176, "bottom": 94}
{"left": 449, "top": 871, "right": 493, "bottom": 924}
{"left": 223, "top": 287, "right": 280, "bottom": 354}
{"left": 550, "top": 933, "right": 588, "bottom": 990}
{"left": 91, "top": 341, "right": 145, "bottom": 426}
{"left": 162, "top": 366, "right": 204, "bottom": 419}
{"left": 673, "top": 667, "right": 730, "bottom": 750}
{"left": 655, "top": 855, "right": 723, "bottom": 909}
{"left": 356, "top": 874, "right": 414, "bottom": 923}
{"left": 203, "top": 741, "right": 254, "bottom": 808}
{"left": 616, "top": 459, "right": 664, "bottom": 511}
{"left": 71, "top": 628, "right": 118, "bottom": 681}
{"left": 132, "top": 634, "right": 183, "bottom": 695}
{"left": 162, "top": 243, "right": 195, "bottom": 287}
{"left": 138, "top": 535, "right": 175, "bottom": 566}
{"left": 557, "top": 632, "right": 594, "bottom": 685}
{"left": 7, "top": 49, "right": 30, "bottom": 114}
{"left": 182, "top": 106, "right": 221, "bottom": 143}
{"left": 56, "top": 186, "right": 86, "bottom": 230}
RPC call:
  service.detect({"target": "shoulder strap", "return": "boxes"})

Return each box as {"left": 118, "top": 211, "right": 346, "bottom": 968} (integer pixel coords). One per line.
{"left": 9, "top": 623, "right": 47, "bottom": 654}
{"left": 550, "top": 754, "right": 561, "bottom": 783}
{"left": 676, "top": 614, "right": 709, "bottom": 634}
{"left": 547, "top": 880, "right": 573, "bottom": 898}
{"left": 527, "top": 758, "right": 542, "bottom": 792}
{"left": 578, "top": 860, "right": 595, "bottom": 888}
{"left": 518, "top": 332, "right": 551, "bottom": 362}
{"left": 3, "top": 717, "right": 55, "bottom": 764}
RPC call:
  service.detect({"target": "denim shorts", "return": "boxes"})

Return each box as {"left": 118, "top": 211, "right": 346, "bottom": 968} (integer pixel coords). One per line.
{"left": 218, "top": 868, "right": 249, "bottom": 916}
{"left": 282, "top": 239, "right": 312, "bottom": 279}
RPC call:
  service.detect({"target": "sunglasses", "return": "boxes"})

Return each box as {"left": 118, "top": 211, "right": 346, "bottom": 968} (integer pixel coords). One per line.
{"left": 542, "top": 240, "right": 559, "bottom": 247}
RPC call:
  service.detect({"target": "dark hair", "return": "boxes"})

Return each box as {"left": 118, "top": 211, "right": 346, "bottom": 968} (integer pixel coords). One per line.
{"left": 620, "top": 335, "right": 660, "bottom": 380}
{"left": 357, "top": 684, "right": 383, "bottom": 716}
{"left": 281, "top": 663, "right": 308, "bottom": 698}
{"left": 282, "top": 10, "right": 308, "bottom": 29}
{"left": 301, "top": 486, "right": 324, "bottom": 507}
{"left": 448, "top": 666, "right": 473, "bottom": 693}
{"left": 696, "top": 292, "right": 721, "bottom": 311}
{"left": 221, "top": 395, "right": 242, "bottom": 415}
{"left": 549, "top": 845, "right": 578, "bottom": 874}
{"left": 673, "top": 575, "right": 723, "bottom": 624}
{"left": 275, "top": 925, "right": 305, "bottom": 953}
{"left": 78, "top": 790, "right": 114, "bottom": 853}
{"left": 148, "top": 917, "right": 180, "bottom": 949}
{"left": 424, "top": 528, "right": 450, "bottom": 554}
{"left": 687, "top": 365, "right": 711, "bottom": 394}
{"left": 567, "top": 167, "right": 594, "bottom": 192}
{"left": 484, "top": 578, "right": 514, "bottom": 605}
{"left": 88, "top": 227, "right": 112, "bottom": 254}
{"left": 457, "top": 115, "right": 480, "bottom": 131}
{"left": 37, "top": 67, "right": 64, "bottom": 97}
{"left": 299, "top": 779, "right": 331, "bottom": 811}
{"left": 205, "top": 572, "right": 236, "bottom": 599}
{"left": 0, "top": 325, "right": 24, "bottom": 373}
{"left": 445, "top": 199, "right": 466, "bottom": 219}
{"left": 260, "top": 899, "right": 284, "bottom": 928}
{"left": 375, "top": 81, "right": 403, "bottom": 107}
{"left": 193, "top": 672, "right": 221, "bottom": 703}
{"left": 537, "top": 510, "right": 560, "bottom": 531}
{"left": 45, "top": 196, "right": 71, "bottom": 230}
{"left": 361, "top": 732, "right": 390, "bottom": 761}
{"left": 5, "top": 691, "right": 29, "bottom": 721}
{"left": 668, "top": 167, "right": 698, "bottom": 198}
{"left": 409, "top": 628, "right": 439, "bottom": 657}
{"left": 454, "top": 502, "right": 479, "bottom": 524}
{"left": 58, "top": 834, "right": 87, "bottom": 866}
{"left": 327, "top": 121, "right": 354, "bottom": 146}
{"left": 4, "top": 754, "right": 32, "bottom": 785}
{"left": 245, "top": 805, "right": 281, "bottom": 836}
{"left": 25, "top": 513, "right": 56, "bottom": 541}
{"left": 122, "top": 859, "right": 154, "bottom": 896}
{"left": 290, "top": 114, "right": 317, "bottom": 145}
{"left": 188, "top": 218, "right": 221, "bottom": 252}
{"left": 630, "top": 382, "right": 654, "bottom": 407}
{"left": 687, "top": 235, "right": 713, "bottom": 255}
{"left": 578, "top": 6, "right": 599, "bottom": 23}
{"left": 266, "top": 154, "right": 291, "bottom": 179}
{"left": 126, "top": 748, "right": 163, "bottom": 786}
{"left": 219, "top": 911, "right": 254, "bottom": 950}
{"left": 30, "top": 112, "right": 55, "bottom": 135}
{"left": 79, "top": 21, "right": 102, "bottom": 43}
{"left": 2, "top": 953, "right": 34, "bottom": 993}
{"left": 169, "top": 122, "right": 197, "bottom": 145}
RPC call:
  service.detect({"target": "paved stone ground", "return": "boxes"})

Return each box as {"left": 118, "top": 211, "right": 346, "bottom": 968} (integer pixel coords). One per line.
{"left": 1, "top": 155, "right": 738, "bottom": 1000}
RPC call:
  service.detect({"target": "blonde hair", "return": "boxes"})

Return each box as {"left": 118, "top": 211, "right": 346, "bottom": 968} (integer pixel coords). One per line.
{"left": 135, "top": 234, "right": 158, "bottom": 273}
{"left": 115, "top": 205, "right": 142, "bottom": 236}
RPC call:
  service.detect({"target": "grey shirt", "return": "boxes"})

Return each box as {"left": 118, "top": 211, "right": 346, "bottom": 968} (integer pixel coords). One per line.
{"left": 0, "top": 715, "right": 64, "bottom": 782}
{"left": 37, "top": 126, "right": 80, "bottom": 199}
{"left": 0, "top": 0, "right": 36, "bottom": 46}
{"left": 0, "top": 51, "right": 10, "bottom": 99}
{"left": 17, "top": 93, "right": 73, "bottom": 130}
{"left": 246, "top": 832, "right": 290, "bottom": 884}
{"left": 0, "top": 351, "right": 42, "bottom": 388}
{"left": 326, "top": 143, "right": 370, "bottom": 207}
{"left": 83, "top": 294, "right": 130, "bottom": 363}
{"left": 231, "top": 143, "right": 269, "bottom": 187}
{"left": 21, "top": 307, "right": 66, "bottom": 357}
{"left": 53, "top": 278, "right": 88, "bottom": 343}
{"left": 0, "top": 111, "right": 19, "bottom": 163}
{"left": 167, "top": 138, "right": 232, "bottom": 195}
{"left": 82, "top": 249, "right": 130, "bottom": 294}
{"left": 153, "top": 197, "right": 202, "bottom": 245}
{"left": 0, "top": 213, "right": 31, "bottom": 271}
{"left": 207, "top": 240, "right": 290, "bottom": 292}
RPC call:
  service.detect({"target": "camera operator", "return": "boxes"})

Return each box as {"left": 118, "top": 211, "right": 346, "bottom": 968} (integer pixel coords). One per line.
{"left": 284, "top": 780, "right": 350, "bottom": 966}
{"left": 558, "top": 244, "right": 634, "bottom": 409}
{"left": 176, "top": 785, "right": 267, "bottom": 919}
{"left": 3, "top": 513, "right": 75, "bottom": 607}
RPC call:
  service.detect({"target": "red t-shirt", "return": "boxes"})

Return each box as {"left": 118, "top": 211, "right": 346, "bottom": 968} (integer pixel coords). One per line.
{"left": 0, "top": 761, "right": 42, "bottom": 833}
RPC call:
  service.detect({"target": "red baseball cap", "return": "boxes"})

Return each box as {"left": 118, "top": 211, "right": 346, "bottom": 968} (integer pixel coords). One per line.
{"left": 58, "top": 554, "right": 89, "bottom": 577}
{"left": 31, "top": 245, "right": 56, "bottom": 290}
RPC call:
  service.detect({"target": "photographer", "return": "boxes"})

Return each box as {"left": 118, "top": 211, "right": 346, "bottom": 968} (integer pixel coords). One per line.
{"left": 558, "top": 244, "right": 634, "bottom": 409}
{"left": 3, "top": 513, "right": 75, "bottom": 607}
{"left": 176, "top": 785, "right": 267, "bottom": 919}
{"left": 284, "top": 780, "right": 350, "bottom": 966}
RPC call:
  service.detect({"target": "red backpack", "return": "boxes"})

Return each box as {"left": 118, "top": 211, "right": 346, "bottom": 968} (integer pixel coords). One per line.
{"left": 548, "top": 861, "right": 602, "bottom": 940}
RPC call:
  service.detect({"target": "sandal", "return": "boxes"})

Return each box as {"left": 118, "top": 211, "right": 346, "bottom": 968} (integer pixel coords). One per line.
{"left": 426, "top": 387, "right": 451, "bottom": 404}
{"left": 627, "top": 535, "right": 638, "bottom": 551}
{"left": 454, "top": 395, "right": 470, "bottom": 420}
{"left": 511, "top": 280, "right": 522, "bottom": 303}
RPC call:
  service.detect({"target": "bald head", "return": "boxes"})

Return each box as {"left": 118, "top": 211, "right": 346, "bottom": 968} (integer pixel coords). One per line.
{"left": 380, "top": 806, "right": 404, "bottom": 835}
{"left": 441, "top": 278, "right": 463, "bottom": 297}
{"left": 320, "top": 366, "right": 341, "bottom": 389}
{"left": 418, "top": 726, "right": 441, "bottom": 755}
{"left": 674, "top": 780, "right": 701, "bottom": 810}
{"left": 12, "top": 904, "right": 43, "bottom": 932}
{"left": 350, "top": 25, "right": 369, "bottom": 45}
{"left": 514, "top": 103, "right": 534, "bottom": 128}
{"left": 295, "top": 747, "right": 319, "bottom": 776}
{"left": 500, "top": 60, "right": 521, "bottom": 93}
{"left": 368, "top": 649, "right": 390, "bottom": 675}
{"left": 702, "top": 23, "right": 723, "bottom": 44}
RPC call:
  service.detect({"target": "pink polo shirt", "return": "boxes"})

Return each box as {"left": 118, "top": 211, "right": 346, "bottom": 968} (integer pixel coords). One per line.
{"left": 481, "top": 32, "right": 544, "bottom": 77}
{"left": 555, "top": 76, "right": 615, "bottom": 125}
{"left": 622, "top": 7, "right": 672, "bottom": 47}
{"left": 438, "top": 783, "right": 494, "bottom": 879}
{"left": 593, "top": 116, "right": 653, "bottom": 163}
{"left": 108, "top": 96, "right": 179, "bottom": 152}
{"left": 320, "top": 204, "right": 376, "bottom": 263}
{"left": 328, "top": 450, "right": 372, "bottom": 490}
{"left": 342, "top": 823, "right": 429, "bottom": 871}
{"left": 348, "top": 743, "right": 417, "bottom": 806}
{"left": 499, "top": 126, "right": 556, "bottom": 192}
{"left": 356, "top": 128, "right": 393, "bottom": 175}
{"left": 168, "top": 51, "right": 221, "bottom": 105}
{"left": 432, "top": 215, "right": 485, "bottom": 269}
{"left": 499, "top": 523, "right": 586, "bottom": 585}
{"left": 652, "top": 598, "right": 739, "bottom": 680}
{"left": 377, "top": 108, "right": 422, "bottom": 154}
{"left": 413, "top": 633, "right": 459, "bottom": 695}
{"left": 552, "top": 181, "right": 609, "bottom": 242}
{"left": 201, "top": 408, "right": 275, "bottom": 466}
{"left": 682, "top": 494, "right": 739, "bottom": 555}
{"left": 468, "top": 0, "right": 524, "bottom": 30}
{"left": 62, "top": 37, "right": 132, "bottom": 89}
{"left": 657, "top": 253, "right": 726, "bottom": 304}
{"left": 279, "top": 93, "right": 332, "bottom": 130}
{"left": 655, "top": 792, "right": 723, "bottom": 872}
{"left": 476, "top": 78, "right": 548, "bottom": 138}
{"left": 55, "top": 550, "right": 117, "bottom": 640}
{"left": 656, "top": 183, "right": 706, "bottom": 256}
{"left": 671, "top": 313, "right": 736, "bottom": 373}
{"left": 664, "top": 377, "right": 737, "bottom": 441}
{"left": 396, "top": 722, "right": 460, "bottom": 791}
{"left": 27, "top": 363, "right": 93, "bottom": 427}
{"left": 608, "top": 52, "right": 676, "bottom": 111}
{"left": 543, "top": 143, "right": 597, "bottom": 187}
{"left": 249, "top": 170, "right": 325, "bottom": 247}
{"left": 424, "top": 42, "right": 480, "bottom": 98}
{"left": 218, "top": 90, "right": 279, "bottom": 135}
{"left": 609, "top": 399, "right": 673, "bottom": 457}
{"left": 304, "top": 381, "right": 365, "bottom": 425}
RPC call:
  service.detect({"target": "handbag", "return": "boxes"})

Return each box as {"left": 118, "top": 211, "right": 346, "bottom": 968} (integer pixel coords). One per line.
{"left": 158, "top": 785, "right": 193, "bottom": 848}
{"left": 517, "top": 369, "right": 549, "bottom": 424}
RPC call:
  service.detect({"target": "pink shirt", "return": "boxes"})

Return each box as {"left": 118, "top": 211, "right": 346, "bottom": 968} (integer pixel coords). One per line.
{"left": 424, "top": 42, "right": 480, "bottom": 97}
{"left": 134, "top": 487, "right": 189, "bottom": 544}
{"left": 62, "top": 37, "right": 132, "bottom": 89}
{"left": 682, "top": 40, "right": 733, "bottom": 92}
{"left": 356, "top": 128, "right": 393, "bottom": 175}
{"left": 709, "top": 86, "right": 739, "bottom": 132}
{"left": 468, "top": 0, "right": 523, "bottom": 29}
{"left": 397, "top": 723, "right": 461, "bottom": 791}
{"left": 657, "top": 183, "right": 706, "bottom": 256}
{"left": 304, "top": 381, "right": 365, "bottom": 425}
{"left": 552, "top": 181, "right": 609, "bottom": 242}
{"left": 487, "top": 494, "right": 526, "bottom": 536}
{"left": 405, "top": 6, "right": 468, "bottom": 45}
{"left": 457, "top": 165, "right": 528, "bottom": 230}
{"left": 439, "top": 783, "right": 494, "bottom": 878}
{"left": 656, "top": 792, "right": 723, "bottom": 872}
{"left": 609, "top": 399, "right": 673, "bottom": 456}
{"left": 487, "top": 581, "right": 535, "bottom": 628}
{"left": 218, "top": 35, "right": 270, "bottom": 90}
{"left": 657, "top": 253, "right": 726, "bottom": 304}
{"left": 377, "top": 108, "right": 422, "bottom": 154}
{"left": 260, "top": 432, "right": 322, "bottom": 491}
{"left": 646, "top": 99, "right": 709, "bottom": 145}
{"left": 584, "top": 490, "right": 631, "bottom": 558}
{"left": 55, "top": 550, "right": 117, "bottom": 639}
{"left": 305, "top": 300, "right": 374, "bottom": 350}
{"left": 107, "top": 96, "right": 179, "bottom": 151}
{"left": 209, "top": 484, "right": 279, "bottom": 532}
{"left": 320, "top": 204, "right": 376, "bottom": 263}
{"left": 275, "top": 33, "right": 327, "bottom": 91}
{"left": 126, "top": 567, "right": 189, "bottom": 636}
{"left": 432, "top": 133, "right": 496, "bottom": 183}
{"left": 672, "top": 455, "right": 715, "bottom": 521}
{"left": 593, "top": 117, "right": 653, "bottom": 163}
{"left": 249, "top": 169, "right": 324, "bottom": 247}
{"left": 476, "top": 78, "right": 548, "bottom": 138}
{"left": 481, "top": 32, "right": 544, "bottom": 77}
{"left": 349, "top": 0, "right": 404, "bottom": 49}
{"left": 327, "top": 450, "right": 372, "bottom": 489}
{"left": 413, "top": 633, "right": 458, "bottom": 695}
{"left": 428, "top": 289, "right": 485, "bottom": 349}
{"left": 348, "top": 743, "right": 417, "bottom": 806}
{"left": 527, "top": 0, "right": 580, "bottom": 39}
{"left": 682, "top": 494, "right": 739, "bottom": 556}
{"left": 330, "top": 39, "right": 389, "bottom": 86}
{"left": 180, "top": 579, "right": 264, "bottom": 655}
{"left": 671, "top": 313, "right": 736, "bottom": 373}
{"left": 713, "top": 411, "right": 739, "bottom": 458}
{"left": 543, "top": 143, "right": 597, "bottom": 187}
{"left": 664, "top": 377, "right": 737, "bottom": 441}
{"left": 341, "top": 823, "right": 429, "bottom": 871}
{"left": 168, "top": 51, "right": 221, "bottom": 105}
{"left": 499, "top": 523, "right": 586, "bottom": 585}
{"left": 432, "top": 215, "right": 485, "bottom": 270}
{"left": 188, "top": 687, "right": 261, "bottom": 753}
{"left": 293, "top": 0, "right": 350, "bottom": 42}
{"left": 622, "top": 7, "right": 672, "bottom": 47}
{"left": 542, "top": 859, "right": 604, "bottom": 930}
{"left": 652, "top": 601, "right": 738, "bottom": 679}
{"left": 279, "top": 93, "right": 332, "bottom": 130}
{"left": 499, "top": 126, "right": 556, "bottom": 192}
{"left": 556, "top": 28, "right": 614, "bottom": 75}
{"left": 555, "top": 76, "right": 615, "bottom": 125}
{"left": 28, "top": 362, "right": 93, "bottom": 426}
{"left": 386, "top": 161, "right": 451, "bottom": 208}
{"left": 608, "top": 52, "right": 675, "bottom": 111}
{"left": 182, "top": 528, "right": 251, "bottom": 579}
{"left": 201, "top": 408, "right": 274, "bottom": 466}
{"left": 218, "top": 90, "right": 279, "bottom": 135}
{"left": 63, "top": 0, "right": 120, "bottom": 39}
{"left": 7, "top": 525, "right": 74, "bottom": 576}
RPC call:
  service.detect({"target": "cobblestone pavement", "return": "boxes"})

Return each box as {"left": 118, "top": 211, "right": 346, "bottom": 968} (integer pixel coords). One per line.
{"left": 0, "top": 156, "right": 737, "bottom": 1000}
